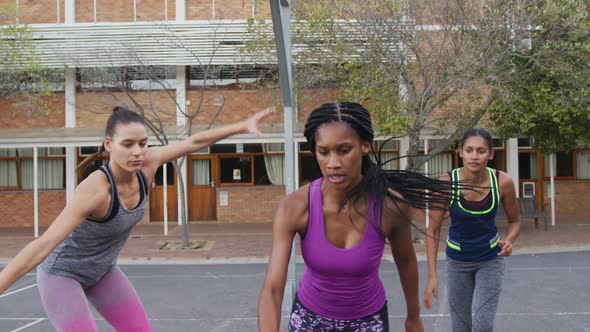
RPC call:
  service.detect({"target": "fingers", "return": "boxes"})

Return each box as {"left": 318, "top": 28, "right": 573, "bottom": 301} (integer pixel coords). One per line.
{"left": 424, "top": 296, "right": 431, "bottom": 310}
{"left": 497, "top": 240, "right": 512, "bottom": 256}
{"left": 423, "top": 288, "right": 436, "bottom": 310}
{"left": 255, "top": 106, "right": 277, "bottom": 120}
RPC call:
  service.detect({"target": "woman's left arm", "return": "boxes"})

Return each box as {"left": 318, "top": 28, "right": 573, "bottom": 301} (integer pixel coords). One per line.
{"left": 498, "top": 171, "right": 522, "bottom": 256}
{"left": 385, "top": 199, "right": 424, "bottom": 332}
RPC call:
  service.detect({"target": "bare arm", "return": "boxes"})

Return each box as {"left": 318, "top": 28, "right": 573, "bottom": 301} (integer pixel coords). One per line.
{"left": 384, "top": 198, "right": 423, "bottom": 331}
{"left": 497, "top": 171, "right": 521, "bottom": 256}
{"left": 143, "top": 107, "right": 275, "bottom": 176}
{"left": 258, "top": 189, "right": 307, "bottom": 332}
{"left": 0, "top": 174, "right": 107, "bottom": 294}
{"left": 424, "top": 174, "right": 450, "bottom": 310}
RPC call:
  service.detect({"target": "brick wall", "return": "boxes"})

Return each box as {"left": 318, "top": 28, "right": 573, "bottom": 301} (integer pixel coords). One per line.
{"left": 76, "top": 90, "right": 178, "bottom": 127}
{"left": 189, "top": 88, "right": 279, "bottom": 126}
{"left": 0, "top": 94, "right": 66, "bottom": 128}
{"left": 95, "top": 0, "right": 134, "bottom": 22}
{"left": 188, "top": 87, "right": 340, "bottom": 127}
{"left": 18, "top": 0, "right": 64, "bottom": 24}
{"left": 543, "top": 181, "right": 590, "bottom": 220}
{"left": 0, "top": 191, "right": 65, "bottom": 227}
{"left": 216, "top": 186, "right": 284, "bottom": 223}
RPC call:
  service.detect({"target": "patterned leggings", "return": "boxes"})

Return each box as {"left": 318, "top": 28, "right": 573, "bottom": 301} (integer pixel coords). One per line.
{"left": 288, "top": 294, "right": 389, "bottom": 332}
{"left": 37, "top": 266, "right": 152, "bottom": 332}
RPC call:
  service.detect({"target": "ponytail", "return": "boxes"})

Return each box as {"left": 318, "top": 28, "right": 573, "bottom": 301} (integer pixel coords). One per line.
{"left": 76, "top": 144, "right": 105, "bottom": 176}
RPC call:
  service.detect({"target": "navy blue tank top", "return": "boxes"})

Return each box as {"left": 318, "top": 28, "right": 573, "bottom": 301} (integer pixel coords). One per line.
{"left": 446, "top": 167, "right": 501, "bottom": 262}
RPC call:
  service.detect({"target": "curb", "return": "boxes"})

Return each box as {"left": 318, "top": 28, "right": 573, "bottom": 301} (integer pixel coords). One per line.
{"left": 1, "top": 246, "right": 589, "bottom": 266}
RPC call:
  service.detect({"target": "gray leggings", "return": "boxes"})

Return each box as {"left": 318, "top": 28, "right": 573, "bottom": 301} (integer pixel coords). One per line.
{"left": 446, "top": 256, "right": 505, "bottom": 332}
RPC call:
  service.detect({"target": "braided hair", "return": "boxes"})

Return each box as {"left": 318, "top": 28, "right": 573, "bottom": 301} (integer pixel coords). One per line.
{"left": 304, "top": 102, "right": 454, "bottom": 215}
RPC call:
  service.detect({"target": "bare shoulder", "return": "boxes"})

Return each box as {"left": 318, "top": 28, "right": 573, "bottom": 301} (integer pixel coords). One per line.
{"left": 496, "top": 170, "right": 514, "bottom": 185}
{"left": 382, "top": 192, "right": 412, "bottom": 236}
{"left": 439, "top": 173, "right": 451, "bottom": 181}
{"left": 275, "top": 183, "right": 310, "bottom": 233}
{"left": 496, "top": 170, "right": 516, "bottom": 196}
{"left": 74, "top": 170, "right": 110, "bottom": 206}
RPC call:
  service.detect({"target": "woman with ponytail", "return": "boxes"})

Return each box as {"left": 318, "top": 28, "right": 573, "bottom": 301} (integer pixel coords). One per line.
{"left": 258, "top": 102, "right": 456, "bottom": 332}
{"left": 423, "top": 128, "right": 521, "bottom": 332}
{"left": 0, "top": 105, "right": 275, "bottom": 332}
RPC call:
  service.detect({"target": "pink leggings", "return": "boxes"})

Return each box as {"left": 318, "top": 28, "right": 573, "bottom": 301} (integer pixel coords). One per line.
{"left": 37, "top": 266, "right": 152, "bottom": 332}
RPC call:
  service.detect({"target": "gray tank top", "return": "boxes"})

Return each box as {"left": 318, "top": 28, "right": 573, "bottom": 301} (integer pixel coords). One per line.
{"left": 40, "top": 163, "right": 149, "bottom": 287}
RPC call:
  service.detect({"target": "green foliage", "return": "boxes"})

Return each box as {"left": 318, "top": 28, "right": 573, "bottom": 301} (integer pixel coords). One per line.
{"left": 0, "top": 4, "right": 59, "bottom": 113}
{"left": 490, "top": 0, "right": 590, "bottom": 153}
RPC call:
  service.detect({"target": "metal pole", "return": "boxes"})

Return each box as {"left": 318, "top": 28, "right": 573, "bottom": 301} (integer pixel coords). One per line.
{"left": 164, "top": 162, "right": 169, "bottom": 236}
{"left": 550, "top": 153, "right": 556, "bottom": 226}
{"left": 33, "top": 148, "right": 39, "bottom": 238}
{"left": 269, "top": 0, "right": 297, "bottom": 313}
{"left": 424, "top": 138, "right": 429, "bottom": 228}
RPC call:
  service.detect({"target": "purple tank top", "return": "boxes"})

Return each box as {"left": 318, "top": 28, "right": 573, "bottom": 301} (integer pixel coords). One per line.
{"left": 297, "top": 178, "right": 386, "bottom": 320}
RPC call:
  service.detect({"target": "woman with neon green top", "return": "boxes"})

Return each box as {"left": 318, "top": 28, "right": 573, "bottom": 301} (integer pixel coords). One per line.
{"left": 423, "top": 128, "right": 521, "bottom": 332}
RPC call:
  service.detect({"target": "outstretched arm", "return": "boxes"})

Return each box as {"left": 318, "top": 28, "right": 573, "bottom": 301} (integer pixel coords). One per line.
{"left": 258, "top": 190, "right": 306, "bottom": 332}
{"left": 145, "top": 107, "right": 275, "bottom": 172}
{"left": 0, "top": 173, "right": 107, "bottom": 294}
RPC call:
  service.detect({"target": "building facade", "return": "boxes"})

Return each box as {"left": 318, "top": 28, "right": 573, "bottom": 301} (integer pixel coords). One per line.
{"left": 0, "top": 0, "right": 588, "bottom": 230}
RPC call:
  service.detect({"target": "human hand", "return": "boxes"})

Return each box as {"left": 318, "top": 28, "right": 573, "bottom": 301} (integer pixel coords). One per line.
{"left": 243, "top": 107, "right": 276, "bottom": 136}
{"left": 498, "top": 239, "right": 513, "bottom": 256}
{"left": 423, "top": 277, "right": 438, "bottom": 310}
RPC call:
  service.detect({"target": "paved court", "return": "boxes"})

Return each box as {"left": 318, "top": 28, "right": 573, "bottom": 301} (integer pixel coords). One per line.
{"left": 0, "top": 251, "right": 589, "bottom": 331}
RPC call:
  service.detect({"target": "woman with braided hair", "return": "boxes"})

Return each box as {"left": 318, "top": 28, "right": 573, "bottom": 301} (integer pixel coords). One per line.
{"left": 258, "top": 102, "right": 457, "bottom": 332}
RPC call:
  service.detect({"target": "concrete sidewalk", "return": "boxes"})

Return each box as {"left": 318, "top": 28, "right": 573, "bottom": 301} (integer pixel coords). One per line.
{"left": 1, "top": 219, "right": 589, "bottom": 264}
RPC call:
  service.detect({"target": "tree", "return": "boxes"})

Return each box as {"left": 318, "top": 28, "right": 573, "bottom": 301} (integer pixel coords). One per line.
{"left": 0, "top": 4, "right": 60, "bottom": 115}
{"left": 490, "top": 0, "right": 590, "bottom": 153}
{"left": 244, "top": 0, "right": 529, "bottom": 170}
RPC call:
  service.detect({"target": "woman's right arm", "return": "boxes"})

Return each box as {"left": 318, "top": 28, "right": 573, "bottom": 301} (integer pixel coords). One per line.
{"left": 0, "top": 174, "right": 107, "bottom": 294}
{"left": 423, "top": 174, "right": 450, "bottom": 310}
{"left": 258, "top": 190, "right": 307, "bottom": 332}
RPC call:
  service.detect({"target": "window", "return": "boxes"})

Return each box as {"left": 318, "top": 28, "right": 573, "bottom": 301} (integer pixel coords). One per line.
{"left": 544, "top": 152, "right": 574, "bottom": 178}
{"left": 373, "top": 139, "right": 399, "bottom": 170}
{"left": 542, "top": 150, "right": 589, "bottom": 180}
{"left": 156, "top": 162, "right": 176, "bottom": 186}
{"left": 518, "top": 152, "right": 538, "bottom": 179}
{"left": 189, "top": 65, "right": 275, "bottom": 87}
{"left": 419, "top": 140, "right": 453, "bottom": 177}
{"left": 220, "top": 156, "right": 253, "bottom": 185}
{"left": 518, "top": 137, "right": 533, "bottom": 147}
{"left": 577, "top": 150, "right": 590, "bottom": 180}
{"left": 212, "top": 143, "right": 284, "bottom": 186}
{"left": 79, "top": 66, "right": 176, "bottom": 90}
{"left": 0, "top": 148, "right": 65, "bottom": 190}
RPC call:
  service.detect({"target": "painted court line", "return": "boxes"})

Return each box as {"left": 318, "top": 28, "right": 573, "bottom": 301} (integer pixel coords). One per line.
{"left": 0, "top": 284, "right": 37, "bottom": 299}
{"left": 508, "top": 266, "right": 590, "bottom": 271}
{"left": 1, "top": 312, "right": 589, "bottom": 322}
{"left": 9, "top": 318, "right": 44, "bottom": 332}
{"left": 128, "top": 273, "right": 266, "bottom": 279}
